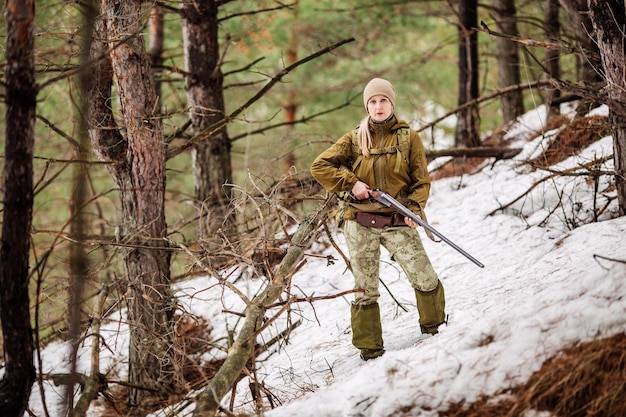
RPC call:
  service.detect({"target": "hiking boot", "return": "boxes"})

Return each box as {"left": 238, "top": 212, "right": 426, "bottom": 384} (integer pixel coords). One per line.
{"left": 359, "top": 348, "right": 385, "bottom": 361}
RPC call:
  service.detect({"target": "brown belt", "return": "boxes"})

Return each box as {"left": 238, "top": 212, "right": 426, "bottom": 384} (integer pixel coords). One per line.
{"left": 355, "top": 212, "right": 407, "bottom": 229}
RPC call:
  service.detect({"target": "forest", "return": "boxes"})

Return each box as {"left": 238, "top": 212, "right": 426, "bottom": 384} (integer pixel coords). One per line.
{"left": 1, "top": 0, "right": 625, "bottom": 416}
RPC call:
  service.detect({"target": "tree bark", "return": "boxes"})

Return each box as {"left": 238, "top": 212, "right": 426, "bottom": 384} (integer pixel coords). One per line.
{"left": 493, "top": 0, "right": 524, "bottom": 123}
{"left": 93, "top": 1, "right": 179, "bottom": 413}
{"left": 588, "top": 0, "right": 626, "bottom": 215}
{"left": 455, "top": 0, "right": 481, "bottom": 147}
{"left": 0, "top": 0, "right": 37, "bottom": 415}
{"left": 182, "top": 0, "right": 236, "bottom": 245}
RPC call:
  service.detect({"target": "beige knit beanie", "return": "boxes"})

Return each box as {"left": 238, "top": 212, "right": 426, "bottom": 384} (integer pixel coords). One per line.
{"left": 363, "top": 78, "right": 396, "bottom": 109}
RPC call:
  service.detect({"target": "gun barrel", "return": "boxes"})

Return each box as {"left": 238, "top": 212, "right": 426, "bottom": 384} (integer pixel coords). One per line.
{"left": 370, "top": 190, "right": 484, "bottom": 268}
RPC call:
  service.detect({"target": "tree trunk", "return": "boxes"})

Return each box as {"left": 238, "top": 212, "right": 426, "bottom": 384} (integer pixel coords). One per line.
{"left": 65, "top": 2, "right": 98, "bottom": 413}
{"left": 588, "top": 0, "right": 626, "bottom": 215}
{"left": 544, "top": 0, "right": 561, "bottom": 119}
{"left": 0, "top": 1, "right": 36, "bottom": 415}
{"left": 455, "top": 0, "right": 481, "bottom": 147}
{"left": 561, "top": 0, "right": 603, "bottom": 86}
{"left": 562, "top": 0, "right": 604, "bottom": 115}
{"left": 96, "top": 1, "right": 179, "bottom": 412}
{"left": 493, "top": 0, "right": 524, "bottom": 123}
{"left": 182, "top": 0, "right": 236, "bottom": 246}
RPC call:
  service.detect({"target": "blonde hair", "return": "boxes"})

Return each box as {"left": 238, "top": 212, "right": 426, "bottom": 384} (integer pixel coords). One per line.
{"left": 357, "top": 116, "right": 372, "bottom": 157}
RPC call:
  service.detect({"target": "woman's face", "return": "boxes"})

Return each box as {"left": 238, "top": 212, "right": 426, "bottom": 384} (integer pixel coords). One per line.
{"left": 367, "top": 94, "right": 393, "bottom": 122}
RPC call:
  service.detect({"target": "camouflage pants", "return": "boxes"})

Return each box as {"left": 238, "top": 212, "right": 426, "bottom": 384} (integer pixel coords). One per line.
{"left": 343, "top": 219, "right": 439, "bottom": 305}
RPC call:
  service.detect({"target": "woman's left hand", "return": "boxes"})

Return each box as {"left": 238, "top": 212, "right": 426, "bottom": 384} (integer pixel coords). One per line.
{"left": 404, "top": 216, "right": 420, "bottom": 228}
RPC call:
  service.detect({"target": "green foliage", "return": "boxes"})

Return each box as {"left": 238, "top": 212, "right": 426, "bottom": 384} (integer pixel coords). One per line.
{"left": 218, "top": 0, "right": 462, "bottom": 181}
{"left": 0, "top": 0, "right": 593, "bottom": 348}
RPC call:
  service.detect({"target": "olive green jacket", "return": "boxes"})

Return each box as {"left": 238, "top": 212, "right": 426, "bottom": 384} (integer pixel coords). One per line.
{"left": 311, "top": 115, "right": 431, "bottom": 220}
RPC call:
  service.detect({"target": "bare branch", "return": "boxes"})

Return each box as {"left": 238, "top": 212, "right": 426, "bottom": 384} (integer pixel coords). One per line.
{"left": 416, "top": 81, "right": 551, "bottom": 134}
{"left": 229, "top": 94, "right": 359, "bottom": 143}
{"left": 218, "top": 1, "right": 295, "bottom": 22}
{"left": 480, "top": 21, "right": 572, "bottom": 51}
{"left": 166, "top": 37, "right": 355, "bottom": 160}
{"left": 264, "top": 288, "right": 365, "bottom": 308}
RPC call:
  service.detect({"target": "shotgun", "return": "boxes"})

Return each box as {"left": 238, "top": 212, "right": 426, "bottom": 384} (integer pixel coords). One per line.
{"left": 369, "top": 189, "right": 485, "bottom": 268}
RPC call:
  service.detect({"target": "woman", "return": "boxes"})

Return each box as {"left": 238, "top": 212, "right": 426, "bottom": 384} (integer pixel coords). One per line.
{"left": 310, "top": 78, "right": 446, "bottom": 361}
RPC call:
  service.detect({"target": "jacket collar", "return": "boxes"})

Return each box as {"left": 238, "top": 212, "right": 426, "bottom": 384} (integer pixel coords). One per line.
{"left": 369, "top": 114, "right": 398, "bottom": 135}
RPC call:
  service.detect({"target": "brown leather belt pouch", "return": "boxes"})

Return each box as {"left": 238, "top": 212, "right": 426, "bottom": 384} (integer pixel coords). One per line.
{"left": 355, "top": 212, "right": 407, "bottom": 229}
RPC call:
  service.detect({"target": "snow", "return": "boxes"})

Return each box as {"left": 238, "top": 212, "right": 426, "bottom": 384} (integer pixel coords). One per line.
{"left": 28, "top": 104, "right": 626, "bottom": 417}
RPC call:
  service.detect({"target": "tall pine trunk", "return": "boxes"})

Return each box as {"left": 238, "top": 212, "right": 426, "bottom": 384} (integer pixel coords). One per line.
{"left": 455, "top": 0, "right": 481, "bottom": 147}
{"left": 90, "top": 2, "right": 180, "bottom": 413}
{"left": 0, "top": 0, "right": 36, "bottom": 415}
{"left": 493, "top": 0, "right": 524, "bottom": 123}
{"left": 149, "top": 5, "right": 164, "bottom": 107}
{"left": 182, "top": 0, "right": 235, "bottom": 247}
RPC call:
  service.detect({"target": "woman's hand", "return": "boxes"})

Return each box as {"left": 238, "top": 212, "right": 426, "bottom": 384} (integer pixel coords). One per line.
{"left": 351, "top": 181, "right": 371, "bottom": 200}
{"left": 404, "top": 216, "right": 420, "bottom": 228}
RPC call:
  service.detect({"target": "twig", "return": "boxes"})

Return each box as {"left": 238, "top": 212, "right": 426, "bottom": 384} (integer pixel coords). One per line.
{"left": 593, "top": 254, "right": 626, "bottom": 269}
{"left": 379, "top": 277, "right": 409, "bottom": 313}
{"left": 488, "top": 156, "right": 614, "bottom": 216}
{"left": 264, "top": 289, "right": 366, "bottom": 308}
{"left": 322, "top": 217, "right": 351, "bottom": 269}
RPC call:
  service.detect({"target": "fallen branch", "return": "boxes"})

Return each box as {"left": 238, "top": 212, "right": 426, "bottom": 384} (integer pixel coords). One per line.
{"left": 192, "top": 196, "right": 334, "bottom": 416}
{"left": 427, "top": 146, "right": 522, "bottom": 160}
{"left": 488, "top": 156, "right": 615, "bottom": 216}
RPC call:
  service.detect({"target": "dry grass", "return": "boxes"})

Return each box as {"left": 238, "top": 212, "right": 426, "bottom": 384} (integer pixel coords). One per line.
{"left": 440, "top": 333, "right": 626, "bottom": 417}
{"left": 531, "top": 115, "right": 610, "bottom": 168}
{"left": 430, "top": 113, "right": 608, "bottom": 181}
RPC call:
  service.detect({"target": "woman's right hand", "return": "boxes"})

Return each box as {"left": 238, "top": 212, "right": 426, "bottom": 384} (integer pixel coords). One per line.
{"left": 351, "top": 181, "right": 371, "bottom": 200}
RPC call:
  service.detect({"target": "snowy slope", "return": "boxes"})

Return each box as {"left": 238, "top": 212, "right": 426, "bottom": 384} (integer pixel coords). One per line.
{"left": 28, "top": 105, "right": 626, "bottom": 417}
